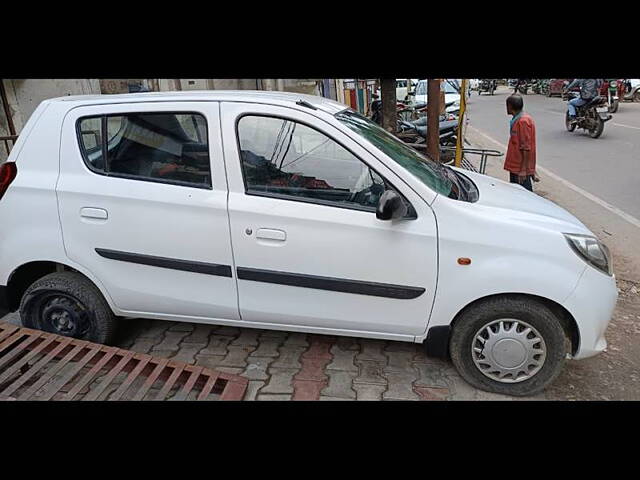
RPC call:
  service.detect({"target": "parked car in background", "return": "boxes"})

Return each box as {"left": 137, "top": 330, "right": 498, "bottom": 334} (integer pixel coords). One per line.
{"left": 623, "top": 79, "right": 640, "bottom": 102}
{"left": 0, "top": 91, "right": 617, "bottom": 397}
{"left": 413, "top": 79, "right": 461, "bottom": 114}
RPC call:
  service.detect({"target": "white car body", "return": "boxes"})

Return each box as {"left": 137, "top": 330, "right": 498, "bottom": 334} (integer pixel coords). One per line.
{"left": 0, "top": 91, "right": 616, "bottom": 364}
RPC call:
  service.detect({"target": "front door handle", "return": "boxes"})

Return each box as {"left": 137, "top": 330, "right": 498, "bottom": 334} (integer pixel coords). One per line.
{"left": 80, "top": 207, "right": 108, "bottom": 220}
{"left": 256, "top": 228, "right": 286, "bottom": 241}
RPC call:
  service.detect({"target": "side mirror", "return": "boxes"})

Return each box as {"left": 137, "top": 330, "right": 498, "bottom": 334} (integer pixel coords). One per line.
{"left": 376, "top": 190, "right": 408, "bottom": 221}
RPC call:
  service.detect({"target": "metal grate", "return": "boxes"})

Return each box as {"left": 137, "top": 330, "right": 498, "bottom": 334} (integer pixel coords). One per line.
{"left": 0, "top": 322, "right": 248, "bottom": 401}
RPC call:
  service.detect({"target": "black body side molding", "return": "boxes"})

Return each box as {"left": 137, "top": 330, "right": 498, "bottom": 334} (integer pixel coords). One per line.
{"left": 95, "top": 249, "right": 233, "bottom": 277}
{"left": 236, "top": 267, "right": 425, "bottom": 300}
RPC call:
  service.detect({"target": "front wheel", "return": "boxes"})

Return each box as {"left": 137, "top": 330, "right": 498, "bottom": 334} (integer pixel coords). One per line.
{"left": 565, "top": 112, "right": 576, "bottom": 132}
{"left": 609, "top": 99, "right": 619, "bottom": 113}
{"left": 449, "top": 296, "right": 568, "bottom": 397}
{"left": 634, "top": 91, "right": 640, "bottom": 103}
{"left": 20, "top": 272, "right": 118, "bottom": 344}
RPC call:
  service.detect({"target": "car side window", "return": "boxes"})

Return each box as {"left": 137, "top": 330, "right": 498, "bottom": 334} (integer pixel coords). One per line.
{"left": 77, "top": 112, "right": 211, "bottom": 189}
{"left": 237, "top": 115, "right": 388, "bottom": 211}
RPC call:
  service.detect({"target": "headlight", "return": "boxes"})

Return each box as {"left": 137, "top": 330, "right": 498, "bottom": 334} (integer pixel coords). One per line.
{"left": 611, "top": 81, "right": 617, "bottom": 87}
{"left": 563, "top": 233, "right": 612, "bottom": 276}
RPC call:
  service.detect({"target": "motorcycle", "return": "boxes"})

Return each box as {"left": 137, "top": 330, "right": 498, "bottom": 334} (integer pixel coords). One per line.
{"left": 564, "top": 91, "right": 612, "bottom": 139}
{"left": 477, "top": 79, "right": 497, "bottom": 95}
{"left": 600, "top": 79, "right": 621, "bottom": 113}
{"left": 513, "top": 79, "right": 530, "bottom": 94}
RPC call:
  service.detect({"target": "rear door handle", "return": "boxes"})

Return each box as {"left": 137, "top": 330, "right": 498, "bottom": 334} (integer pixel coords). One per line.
{"left": 80, "top": 207, "right": 108, "bottom": 220}
{"left": 256, "top": 228, "right": 286, "bottom": 241}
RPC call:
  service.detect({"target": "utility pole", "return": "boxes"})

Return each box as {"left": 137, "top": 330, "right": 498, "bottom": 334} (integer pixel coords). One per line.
{"left": 380, "top": 78, "right": 397, "bottom": 134}
{"left": 426, "top": 79, "right": 440, "bottom": 162}
{"left": 454, "top": 79, "right": 468, "bottom": 168}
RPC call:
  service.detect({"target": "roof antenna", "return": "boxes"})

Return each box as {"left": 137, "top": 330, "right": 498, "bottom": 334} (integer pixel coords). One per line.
{"left": 296, "top": 99, "right": 317, "bottom": 110}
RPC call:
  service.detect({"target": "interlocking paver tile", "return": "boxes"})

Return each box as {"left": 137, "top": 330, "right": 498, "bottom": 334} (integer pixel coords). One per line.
{"left": 244, "top": 380, "right": 265, "bottom": 401}
{"left": 292, "top": 379, "right": 326, "bottom": 400}
{"left": 271, "top": 346, "right": 305, "bottom": 369}
{"left": 169, "top": 322, "right": 194, "bottom": 332}
{"left": 242, "top": 357, "right": 275, "bottom": 381}
{"left": 183, "top": 324, "right": 215, "bottom": 344}
{"left": 327, "top": 345, "right": 358, "bottom": 372}
{"left": 232, "top": 329, "right": 260, "bottom": 347}
{"left": 414, "top": 362, "right": 449, "bottom": 388}
{"left": 261, "top": 368, "right": 297, "bottom": 394}
{"left": 354, "top": 384, "right": 386, "bottom": 401}
{"left": 199, "top": 335, "right": 234, "bottom": 356}
{"left": 414, "top": 386, "right": 450, "bottom": 401}
{"left": 250, "top": 337, "right": 282, "bottom": 358}
{"left": 195, "top": 354, "right": 225, "bottom": 370}
{"left": 152, "top": 331, "right": 190, "bottom": 352}
{"left": 257, "top": 394, "right": 292, "bottom": 401}
{"left": 219, "top": 345, "right": 255, "bottom": 368}
{"left": 385, "top": 351, "right": 416, "bottom": 374}
{"left": 354, "top": 360, "right": 387, "bottom": 386}
{"left": 384, "top": 371, "right": 420, "bottom": 401}
{"left": 357, "top": 339, "right": 387, "bottom": 363}
{"left": 321, "top": 370, "right": 357, "bottom": 399}
{"left": 283, "top": 333, "right": 309, "bottom": 347}
{"left": 170, "top": 343, "right": 205, "bottom": 365}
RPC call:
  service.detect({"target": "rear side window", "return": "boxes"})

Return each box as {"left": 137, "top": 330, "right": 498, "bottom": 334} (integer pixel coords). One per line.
{"left": 77, "top": 112, "right": 211, "bottom": 188}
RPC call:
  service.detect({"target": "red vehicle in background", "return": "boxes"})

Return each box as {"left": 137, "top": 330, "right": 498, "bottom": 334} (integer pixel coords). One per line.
{"left": 547, "top": 79, "right": 569, "bottom": 97}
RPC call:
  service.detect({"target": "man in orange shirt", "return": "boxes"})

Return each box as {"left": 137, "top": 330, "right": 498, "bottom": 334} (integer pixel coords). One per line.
{"left": 504, "top": 94, "right": 539, "bottom": 192}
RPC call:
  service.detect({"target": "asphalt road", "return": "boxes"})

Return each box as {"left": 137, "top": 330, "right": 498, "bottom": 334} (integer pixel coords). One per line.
{"left": 465, "top": 87, "right": 640, "bottom": 219}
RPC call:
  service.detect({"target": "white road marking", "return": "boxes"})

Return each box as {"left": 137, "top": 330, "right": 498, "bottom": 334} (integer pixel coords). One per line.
{"left": 468, "top": 125, "right": 640, "bottom": 230}
{"left": 612, "top": 123, "right": 640, "bottom": 130}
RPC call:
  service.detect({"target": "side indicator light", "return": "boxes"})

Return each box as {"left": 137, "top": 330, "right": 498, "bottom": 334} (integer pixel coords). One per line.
{"left": 457, "top": 258, "right": 471, "bottom": 265}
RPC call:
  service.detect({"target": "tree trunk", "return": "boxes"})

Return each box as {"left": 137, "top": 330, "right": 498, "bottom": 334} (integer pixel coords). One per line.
{"left": 426, "top": 79, "right": 441, "bottom": 162}
{"left": 380, "top": 79, "right": 397, "bottom": 134}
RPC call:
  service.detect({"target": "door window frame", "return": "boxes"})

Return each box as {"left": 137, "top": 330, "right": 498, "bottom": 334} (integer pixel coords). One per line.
{"left": 75, "top": 110, "right": 213, "bottom": 190}
{"left": 233, "top": 112, "right": 416, "bottom": 218}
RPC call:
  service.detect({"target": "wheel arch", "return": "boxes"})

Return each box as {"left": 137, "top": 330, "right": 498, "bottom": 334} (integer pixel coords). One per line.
{"left": 5, "top": 260, "right": 117, "bottom": 316}
{"left": 425, "top": 292, "right": 580, "bottom": 358}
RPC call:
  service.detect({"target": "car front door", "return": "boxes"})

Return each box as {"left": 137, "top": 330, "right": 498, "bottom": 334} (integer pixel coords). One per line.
{"left": 220, "top": 102, "right": 438, "bottom": 339}
{"left": 57, "top": 102, "right": 239, "bottom": 321}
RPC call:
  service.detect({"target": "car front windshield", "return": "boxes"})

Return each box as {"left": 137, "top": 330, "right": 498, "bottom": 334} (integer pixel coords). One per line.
{"left": 335, "top": 109, "right": 453, "bottom": 197}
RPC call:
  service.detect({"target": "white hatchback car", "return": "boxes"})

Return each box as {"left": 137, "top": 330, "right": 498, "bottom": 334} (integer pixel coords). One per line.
{"left": 0, "top": 91, "right": 617, "bottom": 396}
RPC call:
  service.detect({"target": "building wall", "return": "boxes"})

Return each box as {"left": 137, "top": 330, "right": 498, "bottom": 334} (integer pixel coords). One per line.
{"left": 1, "top": 79, "right": 101, "bottom": 135}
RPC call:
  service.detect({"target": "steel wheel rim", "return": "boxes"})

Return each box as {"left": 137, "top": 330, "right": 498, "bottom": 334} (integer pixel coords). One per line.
{"left": 471, "top": 319, "right": 546, "bottom": 383}
{"left": 36, "top": 292, "right": 91, "bottom": 337}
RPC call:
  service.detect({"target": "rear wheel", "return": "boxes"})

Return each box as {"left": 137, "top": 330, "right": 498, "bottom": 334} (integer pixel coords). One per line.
{"left": 20, "top": 272, "right": 118, "bottom": 344}
{"left": 589, "top": 116, "right": 604, "bottom": 138}
{"left": 449, "top": 296, "right": 567, "bottom": 397}
{"left": 634, "top": 91, "right": 640, "bottom": 103}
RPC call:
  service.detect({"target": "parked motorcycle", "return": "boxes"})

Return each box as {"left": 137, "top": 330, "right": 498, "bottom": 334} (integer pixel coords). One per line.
{"left": 477, "top": 79, "right": 497, "bottom": 95}
{"left": 564, "top": 91, "right": 612, "bottom": 139}
{"left": 513, "top": 79, "right": 530, "bottom": 94}
{"left": 600, "top": 79, "right": 621, "bottom": 113}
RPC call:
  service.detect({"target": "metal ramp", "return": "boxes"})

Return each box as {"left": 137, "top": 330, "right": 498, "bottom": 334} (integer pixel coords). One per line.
{"left": 0, "top": 322, "right": 248, "bottom": 401}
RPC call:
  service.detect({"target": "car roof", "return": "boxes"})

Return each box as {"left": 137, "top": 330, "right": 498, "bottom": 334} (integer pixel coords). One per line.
{"left": 46, "top": 90, "right": 349, "bottom": 115}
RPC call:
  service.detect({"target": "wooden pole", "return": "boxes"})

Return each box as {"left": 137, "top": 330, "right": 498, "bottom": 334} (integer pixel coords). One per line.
{"left": 454, "top": 79, "right": 468, "bottom": 168}
{"left": 426, "top": 79, "right": 440, "bottom": 162}
{"left": 380, "top": 78, "right": 397, "bottom": 134}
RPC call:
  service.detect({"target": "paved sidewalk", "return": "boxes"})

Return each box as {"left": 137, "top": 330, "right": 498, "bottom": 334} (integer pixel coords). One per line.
{"left": 1, "top": 311, "right": 543, "bottom": 401}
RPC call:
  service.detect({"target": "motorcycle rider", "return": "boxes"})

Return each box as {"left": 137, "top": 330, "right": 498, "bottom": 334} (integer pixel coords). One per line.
{"left": 565, "top": 79, "right": 603, "bottom": 122}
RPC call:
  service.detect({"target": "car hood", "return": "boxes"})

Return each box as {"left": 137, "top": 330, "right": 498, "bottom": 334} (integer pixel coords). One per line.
{"left": 454, "top": 168, "right": 591, "bottom": 233}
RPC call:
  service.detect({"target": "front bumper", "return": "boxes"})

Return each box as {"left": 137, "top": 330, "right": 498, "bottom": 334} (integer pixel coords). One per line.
{"left": 563, "top": 266, "right": 618, "bottom": 359}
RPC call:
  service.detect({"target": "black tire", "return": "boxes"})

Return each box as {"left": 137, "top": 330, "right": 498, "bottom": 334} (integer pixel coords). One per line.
{"left": 20, "top": 271, "right": 118, "bottom": 344}
{"left": 565, "top": 112, "right": 576, "bottom": 132}
{"left": 589, "top": 117, "right": 604, "bottom": 138}
{"left": 449, "top": 295, "right": 567, "bottom": 397}
{"left": 609, "top": 99, "right": 619, "bottom": 113}
{"left": 634, "top": 91, "right": 640, "bottom": 103}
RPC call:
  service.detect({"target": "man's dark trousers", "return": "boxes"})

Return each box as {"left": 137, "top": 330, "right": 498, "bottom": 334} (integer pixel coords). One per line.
{"left": 509, "top": 172, "right": 533, "bottom": 192}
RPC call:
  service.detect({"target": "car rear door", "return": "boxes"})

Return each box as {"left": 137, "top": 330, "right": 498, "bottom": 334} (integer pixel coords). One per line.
{"left": 220, "top": 101, "right": 438, "bottom": 338}
{"left": 57, "top": 101, "right": 239, "bottom": 321}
